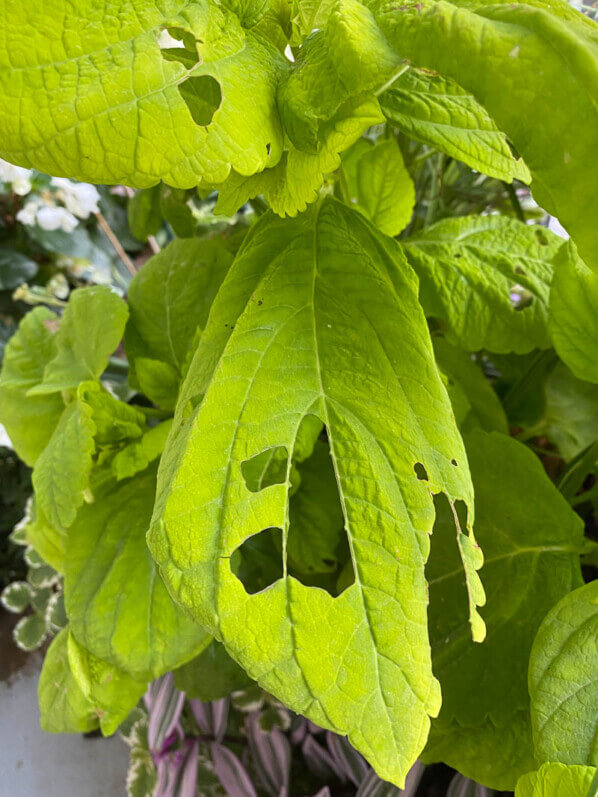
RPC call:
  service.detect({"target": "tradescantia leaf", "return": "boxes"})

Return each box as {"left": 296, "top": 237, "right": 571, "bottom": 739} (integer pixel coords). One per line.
{"left": 29, "top": 286, "right": 129, "bottom": 396}
{"left": 428, "top": 430, "right": 585, "bottom": 728}
{"left": 38, "top": 628, "right": 99, "bottom": 734}
{"left": 65, "top": 465, "right": 209, "bottom": 682}
{"left": 379, "top": 68, "right": 530, "bottom": 184}
{"left": 402, "top": 216, "right": 564, "bottom": 354}
{"left": 0, "top": 0, "right": 286, "bottom": 187}
{"left": 529, "top": 580, "right": 598, "bottom": 766}
{"left": 149, "top": 198, "right": 484, "bottom": 786}
{"left": 549, "top": 241, "right": 598, "bottom": 385}
{"left": 340, "top": 139, "right": 415, "bottom": 237}
{"left": 371, "top": 0, "right": 598, "bottom": 274}
{"left": 515, "top": 763, "right": 597, "bottom": 797}
{"left": 0, "top": 307, "right": 64, "bottom": 465}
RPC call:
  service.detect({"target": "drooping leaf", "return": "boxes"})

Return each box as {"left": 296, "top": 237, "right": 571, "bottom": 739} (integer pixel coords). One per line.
{"left": 433, "top": 339, "right": 508, "bottom": 434}
{"left": 402, "top": 216, "right": 563, "bottom": 353}
{"left": 112, "top": 420, "right": 174, "bottom": 481}
{"left": 372, "top": 0, "right": 598, "bottom": 273}
{"left": 529, "top": 580, "right": 598, "bottom": 766}
{"left": 174, "top": 640, "right": 252, "bottom": 701}
{"left": 341, "top": 139, "right": 415, "bottom": 236}
{"left": 32, "top": 399, "right": 96, "bottom": 531}
{"left": 65, "top": 465, "right": 209, "bottom": 681}
{"left": 25, "top": 498, "right": 65, "bottom": 573}
{"left": 515, "top": 763, "right": 597, "bottom": 797}
{"left": 0, "top": 307, "right": 64, "bottom": 465}
{"left": 125, "top": 238, "right": 233, "bottom": 376}
{"left": 38, "top": 628, "right": 98, "bottom": 734}
{"left": 128, "top": 186, "right": 163, "bottom": 242}
{"left": 0, "top": 0, "right": 286, "bottom": 187}
{"left": 149, "top": 198, "right": 484, "bottom": 786}
{"left": 379, "top": 68, "right": 530, "bottom": 183}
{"left": 67, "top": 631, "right": 147, "bottom": 736}
{"left": 550, "top": 241, "right": 598, "bottom": 385}
{"left": 428, "top": 430, "right": 585, "bottom": 727}
{"left": 29, "top": 286, "right": 128, "bottom": 395}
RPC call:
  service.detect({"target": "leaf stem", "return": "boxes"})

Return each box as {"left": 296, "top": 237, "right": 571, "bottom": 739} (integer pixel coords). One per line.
{"left": 95, "top": 211, "right": 137, "bottom": 277}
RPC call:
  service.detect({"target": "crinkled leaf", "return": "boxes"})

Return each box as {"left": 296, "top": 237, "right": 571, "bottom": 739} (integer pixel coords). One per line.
{"left": 550, "top": 241, "right": 598, "bottom": 385}
{"left": 125, "top": 238, "right": 233, "bottom": 376}
{"left": 379, "top": 68, "right": 530, "bottom": 183}
{"left": 112, "top": 420, "right": 174, "bottom": 481}
{"left": 149, "top": 199, "right": 483, "bottom": 786}
{"left": 77, "top": 381, "right": 146, "bottom": 445}
{"left": 65, "top": 465, "right": 209, "bottom": 681}
{"left": 67, "top": 631, "right": 146, "bottom": 736}
{"left": 403, "top": 216, "right": 562, "bottom": 353}
{"left": 529, "top": 580, "right": 598, "bottom": 766}
{"left": 428, "top": 430, "right": 585, "bottom": 727}
{"left": 372, "top": 0, "right": 598, "bottom": 273}
{"left": 342, "top": 139, "right": 415, "bottom": 236}
{"left": 0, "top": 307, "right": 64, "bottom": 465}
{"left": 515, "top": 763, "right": 597, "bottom": 797}
{"left": 29, "top": 286, "right": 128, "bottom": 396}
{"left": 32, "top": 399, "right": 95, "bottom": 530}
{"left": 174, "top": 640, "right": 252, "bottom": 701}
{"left": 0, "top": 0, "right": 286, "bottom": 187}
{"left": 38, "top": 628, "right": 98, "bottom": 734}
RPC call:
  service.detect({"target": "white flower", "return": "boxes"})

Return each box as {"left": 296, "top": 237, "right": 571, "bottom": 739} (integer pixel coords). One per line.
{"left": 36, "top": 205, "right": 79, "bottom": 233}
{"left": 16, "top": 199, "right": 40, "bottom": 226}
{"left": 0, "top": 157, "right": 33, "bottom": 196}
{"left": 51, "top": 177, "right": 100, "bottom": 219}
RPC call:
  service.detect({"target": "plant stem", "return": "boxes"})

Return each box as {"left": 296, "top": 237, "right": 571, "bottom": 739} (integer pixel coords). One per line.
{"left": 503, "top": 181, "right": 525, "bottom": 222}
{"left": 95, "top": 210, "right": 137, "bottom": 277}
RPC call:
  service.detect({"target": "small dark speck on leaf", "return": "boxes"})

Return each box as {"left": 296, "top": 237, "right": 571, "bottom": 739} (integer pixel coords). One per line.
{"left": 257, "top": 300, "right": 263, "bottom": 305}
{"left": 451, "top": 458, "right": 458, "bottom": 466}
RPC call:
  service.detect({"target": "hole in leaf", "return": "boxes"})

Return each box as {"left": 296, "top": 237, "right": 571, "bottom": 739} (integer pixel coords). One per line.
{"left": 534, "top": 228, "right": 549, "bottom": 246}
{"left": 241, "top": 446, "right": 289, "bottom": 493}
{"left": 179, "top": 75, "right": 222, "bottom": 126}
{"left": 158, "top": 27, "right": 199, "bottom": 67}
{"left": 232, "top": 527, "right": 284, "bottom": 595}
{"left": 414, "top": 462, "right": 429, "bottom": 481}
{"left": 451, "top": 458, "right": 458, "bottom": 467}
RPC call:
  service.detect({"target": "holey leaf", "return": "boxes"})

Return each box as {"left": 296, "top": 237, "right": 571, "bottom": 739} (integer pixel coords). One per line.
{"left": 149, "top": 198, "right": 485, "bottom": 787}
{"left": 0, "top": 0, "right": 286, "bottom": 187}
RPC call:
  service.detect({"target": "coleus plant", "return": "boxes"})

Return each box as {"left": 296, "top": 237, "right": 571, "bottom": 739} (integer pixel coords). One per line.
{"left": 0, "top": 0, "right": 597, "bottom": 793}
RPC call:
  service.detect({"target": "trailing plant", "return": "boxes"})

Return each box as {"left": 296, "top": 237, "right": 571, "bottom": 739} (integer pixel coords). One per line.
{"left": 0, "top": 0, "right": 597, "bottom": 794}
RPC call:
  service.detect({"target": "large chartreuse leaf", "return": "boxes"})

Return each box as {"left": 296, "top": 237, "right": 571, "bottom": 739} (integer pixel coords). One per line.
{"left": 148, "top": 198, "right": 484, "bottom": 786}
{"left": 550, "top": 241, "right": 598, "bottom": 385}
{"left": 0, "top": 307, "right": 64, "bottom": 465}
{"left": 65, "top": 466, "right": 208, "bottom": 682}
{"left": 402, "top": 216, "right": 564, "bottom": 353}
{"left": 515, "top": 763, "right": 597, "bottom": 797}
{"left": 29, "top": 286, "right": 128, "bottom": 396}
{"left": 0, "top": 0, "right": 286, "bottom": 186}
{"left": 370, "top": 0, "right": 598, "bottom": 273}
{"left": 379, "top": 68, "right": 530, "bottom": 183}
{"left": 529, "top": 580, "right": 598, "bottom": 766}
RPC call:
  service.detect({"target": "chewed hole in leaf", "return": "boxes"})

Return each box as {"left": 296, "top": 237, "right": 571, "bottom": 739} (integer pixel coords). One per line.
{"left": 158, "top": 27, "right": 199, "bottom": 67}
{"left": 414, "top": 462, "right": 429, "bottom": 481}
{"left": 179, "top": 75, "right": 222, "bottom": 127}
{"left": 241, "top": 446, "right": 288, "bottom": 493}
{"left": 509, "top": 284, "right": 534, "bottom": 311}
{"left": 232, "top": 527, "right": 284, "bottom": 595}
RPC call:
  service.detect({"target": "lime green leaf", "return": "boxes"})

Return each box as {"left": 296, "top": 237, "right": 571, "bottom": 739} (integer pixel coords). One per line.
{"left": 372, "top": 0, "right": 598, "bottom": 273}
{"left": 423, "top": 711, "right": 536, "bottom": 791}
{"left": 112, "top": 420, "right": 174, "bottom": 481}
{"left": 174, "top": 640, "right": 252, "bottom": 701}
{"left": 135, "top": 359, "right": 180, "bottom": 411}
{"left": 542, "top": 363, "right": 598, "bottom": 460}
{"left": 65, "top": 465, "right": 209, "bottom": 681}
{"left": 550, "top": 241, "right": 598, "bottom": 385}
{"left": 342, "top": 139, "right": 415, "bottom": 236}
{"left": 25, "top": 499, "right": 65, "bottom": 573}
{"left": 32, "top": 400, "right": 96, "bottom": 531}
{"left": 0, "top": 1, "right": 286, "bottom": 187}
{"left": 290, "top": 0, "right": 336, "bottom": 43}
{"left": 125, "top": 239, "right": 233, "bottom": 375}
{"left": 380, "top": 68, "right": 530, "bottom": 183}
{"left": 149, "top": 199, "right": 483, "bottom": 786}
{"left": 403, "top": 216, "right": 562, "bottom": 353}
{"left": 515, "top": 763, "right": 597, "bottom": 797}
{"left": 0, "top": 307, "right": 64, "bottom": 465}
{"left": 128, "top": 186, "right": 163, "bottom": 242}
{"left": 214, "top": 95, "right": 384, "bottom": 217}
{"left": 77, "top": 381, "right": 146, "bottom": 445}
{"left": 529, "top": 580, "right": 598, "bottom": 766}
{"left": 67, "top": 632, "right": 146, "bottom": 736}
{"left": 433, "top": 339, "right": 508, "bottom": 434}
{"left": 29, "top": 286, "right": 128, "bottom": 396}
{"left": 428, "top": 430, "right": 585, "bottom": 727}
{"left": 38, "top": 628, "right": 99, "bottom": 734}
